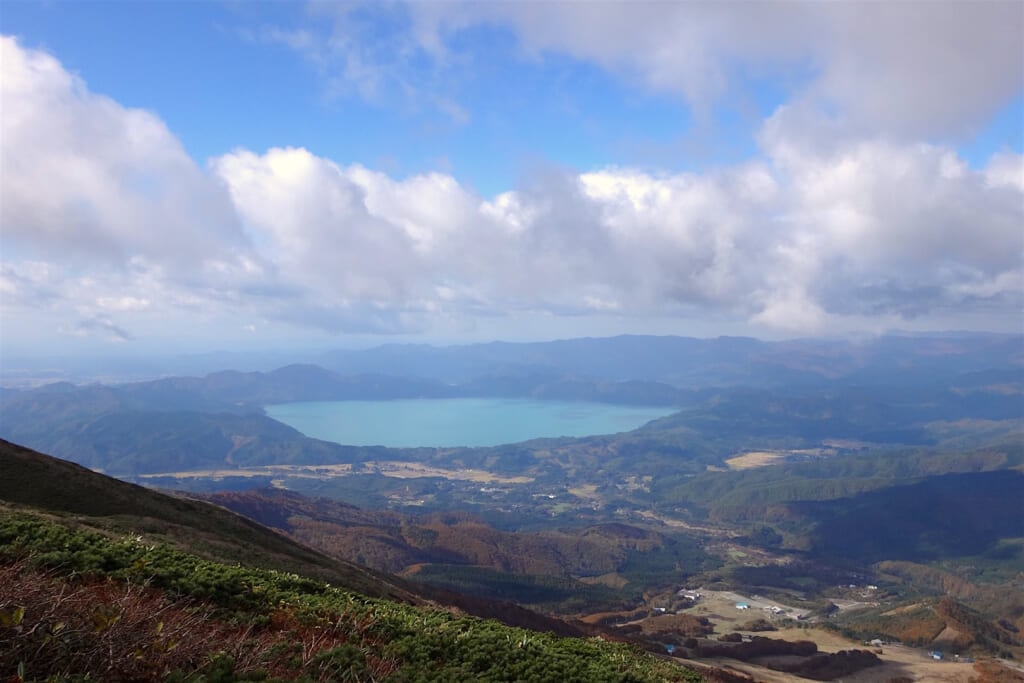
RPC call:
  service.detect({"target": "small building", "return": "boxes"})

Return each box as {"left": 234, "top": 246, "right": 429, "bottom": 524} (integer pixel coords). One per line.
{"left": 735, "top": 602, "right": 750, "bottom": 610}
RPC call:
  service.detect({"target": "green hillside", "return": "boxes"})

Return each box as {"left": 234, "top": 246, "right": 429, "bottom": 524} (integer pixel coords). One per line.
{"left": 0, "top": 440, "right": 705, "bottom": 682}
{"left": 0, "top": 438, "right": 415, "bottom": 601}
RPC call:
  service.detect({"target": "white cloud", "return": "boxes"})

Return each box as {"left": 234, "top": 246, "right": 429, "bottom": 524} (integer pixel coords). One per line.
{"left": 808, "top": 1, "right": 1023, "bottom": 140}
{"left": 0, "top": 37, "right": 271, "bottom": 341}
{"left": 411, "top": 1, "right": 1022, "bottom": 140}
{"left": 96, "top": 296, "right": 151, "bottom": 312}
{"left": 0, "top": 37, "right": 249, "bottom": 267}
{"left": 213, "top": 147, "right": 427, "bottom": 303}
{"left": 210, "top": 141, "right": 1022, "bottom": 335}
{"left": 1, "top": 35, "right": 1021, "bottom": 347}
{"left": 986, "top": 152, "right": 1024, "bottom": 191}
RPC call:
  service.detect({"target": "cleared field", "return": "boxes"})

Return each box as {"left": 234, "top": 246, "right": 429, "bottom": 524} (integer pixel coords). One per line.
{"left": 772, "top": 629, "right": 979, "bottom": 682}
{"left": 692, "top": 651, "right": 978, "bottom": 683}
{"left": 680, "top": 590, "right": 810, "bottom": 627}
{"left": 138, "top": 463, "right": 354, "bottom": 479}
{"left": 568, "top": 483, "right": 600, "bottom": 499}
{"left": 138, "top": 461, "right": 532, "bottom": 484}
{"left": 579, "top": 572, "right": 630, "bottom": 589}
{"left": 364, "top": 461, "right": 534, "bottom": 483}
{"left": 635, "top": 510, "right": 740, "bottom": 537}
{"left": 726, "top": 451, "right": 788, "bottom": 469}
{"left": 675, "top": 590, "right": 983, "bottom": 682}
{"left": 725, "top": 448, "right": 839, "bottom": 470}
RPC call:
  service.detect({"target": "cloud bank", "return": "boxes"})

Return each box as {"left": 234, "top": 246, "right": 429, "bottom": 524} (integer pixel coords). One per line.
{"left": 315, "top": 1, "right": 1022, "bottom": 141}
{"left": 1, "top": 31, "right": 1021, "bottom": 346}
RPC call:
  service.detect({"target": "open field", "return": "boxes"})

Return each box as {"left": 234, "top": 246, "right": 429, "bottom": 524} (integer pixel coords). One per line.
{"left": 672, "top": 590, "right": 992, "bottom": 682}
{"left": 680, "top": 590, "right": 811, "bottom": 627}
{"left": 725, "top": 448, "right": 838, "bottom": 470}
{"left": 692, "top": 651, "right": 979, "bottom": 683}
{"left": 364, "top": 461, "right": 534, "bottom": 483}
{"left": 138, "top": 461, "right": 533, "bottom": 484}
{"left": 635, "top": 510, "right": 741, "bottom": 537}
{"left": 138, "top": 463, "right": 355, "bottom": 479}
{"left": 568, "top": 483, "right": 600, "bottom": 500}
{"left": 725, "top": 451, "right": 789, "bottom": 470}
{"left": 774, "top": 628, "right": 982, "bottom": 682}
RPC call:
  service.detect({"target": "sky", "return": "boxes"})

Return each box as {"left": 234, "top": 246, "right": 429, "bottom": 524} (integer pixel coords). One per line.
{"left": 1, "top": 1, "right": 1022, "bottom": 359}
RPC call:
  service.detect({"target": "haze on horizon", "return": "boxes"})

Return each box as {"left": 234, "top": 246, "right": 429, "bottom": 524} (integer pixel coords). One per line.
{"left": 1, "top": 1, "right": 1022, "bottom": 361}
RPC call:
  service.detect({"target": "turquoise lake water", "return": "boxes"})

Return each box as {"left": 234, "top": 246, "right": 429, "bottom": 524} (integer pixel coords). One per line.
{"left": 265, "top": 398, "right": 676, "bottom": 448}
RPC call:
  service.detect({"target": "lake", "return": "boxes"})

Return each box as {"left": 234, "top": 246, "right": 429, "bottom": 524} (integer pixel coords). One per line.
{"left": 265, "top": 398, "right": 676, "bottom": 448}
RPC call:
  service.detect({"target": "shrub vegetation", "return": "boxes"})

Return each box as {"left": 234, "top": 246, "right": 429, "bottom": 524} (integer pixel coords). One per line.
{"left": 0, "top": 511, "right": 703, "bottom": 682}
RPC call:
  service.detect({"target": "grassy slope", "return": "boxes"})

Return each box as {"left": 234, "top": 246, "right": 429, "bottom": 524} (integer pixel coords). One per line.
{"left": 0, "top": 439, "right": 705, "bottom": 682}
{"left": 0, "top": 438, "right": 415, "bottom": 602}
{"left": 0, "top": 511, "right": 704, "bottom": 682}
{"left": 0, "top": 439, "right": 607, "bottom": 637}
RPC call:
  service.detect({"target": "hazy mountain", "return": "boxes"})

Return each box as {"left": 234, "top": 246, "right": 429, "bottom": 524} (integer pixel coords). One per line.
{"left": 2, "top": 334, "right": 1021, "bottom": 483}
{"left": 316, "top": 333, "right": 1023, "bottom": 388}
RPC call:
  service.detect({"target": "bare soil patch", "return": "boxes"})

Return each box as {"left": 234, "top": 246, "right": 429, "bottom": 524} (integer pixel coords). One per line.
{"left": 671, "top": 594, "right": 984, "bottom": 682}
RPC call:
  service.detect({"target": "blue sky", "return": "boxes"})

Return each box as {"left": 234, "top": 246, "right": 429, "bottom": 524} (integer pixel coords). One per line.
{"left": 1, "top": 1, "right": 1022, "bottom": 359}
{"left": 2, "top": 1, "right": 770, "bottom": 195}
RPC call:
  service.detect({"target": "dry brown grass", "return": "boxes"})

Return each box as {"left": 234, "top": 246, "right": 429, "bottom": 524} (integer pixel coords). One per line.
{"left": 579, "top": 572, "right": 630, "bottom": 589}
{"left": 142, "top": 461, "right": 534, "bottom": 484}
{"left": 0, "top": 558, "right": 399, "bottom": 682}
{"left": 366, "top": 461, "right": 534, "bottom": 483}
{"left": 725, "top": 452, "right": 788, "bottom": 470}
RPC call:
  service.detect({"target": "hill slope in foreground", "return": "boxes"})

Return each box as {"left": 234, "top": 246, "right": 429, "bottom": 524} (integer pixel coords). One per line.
{"left": 0, "top": 439, "right": 706, "bottom": 682}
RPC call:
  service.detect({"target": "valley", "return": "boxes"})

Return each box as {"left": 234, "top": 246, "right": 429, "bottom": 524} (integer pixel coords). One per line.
{"left": 2, "top": 334, "right": 1023, "bottom": 681}
{"left": 3, "top": 3, "right": 1022, "bottom": 678}
{"left": 7, "top": 437, "right": 1020, "bottom": 682}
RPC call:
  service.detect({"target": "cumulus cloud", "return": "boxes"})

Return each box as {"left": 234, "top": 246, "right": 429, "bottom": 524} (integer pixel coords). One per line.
{"left": 209, "top": 143, "right": 1022, "bottom": 334}
{"left": 755, "top": 142, "right": 1023, "bottom": 329}
{"left": 0, "top": 37, "right": 249, "bottom": 267}
{"left": 1, "top": 35, "right": 1021, "bottom": 344}
{"left": 410, "top": 1, "right": 1023, "bottom": 141}
{"left": 0, "top": 36, "right": 277, "bottom": 341}
{"left": 0, "top": 261, "right": 62, "bottom": 308}
{"left": 986, "top": 151, "right": 1024, "bottom": 191}
{"left": 96, "top": 296, "right": 151, "bottom": 312}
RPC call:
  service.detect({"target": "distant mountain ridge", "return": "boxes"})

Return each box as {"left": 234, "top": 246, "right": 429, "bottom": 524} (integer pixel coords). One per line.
{"left": 315, "top": 333, "right": 1023, "bottom": 386}
{"left": 3, "top": 333, "right": 1019, "bottom": 414}
{"left": 6, "top": 331, "right": 1021, "bottom": 389}
{"left": 1, "top": 331, "right": 1020, "bottom": 479}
